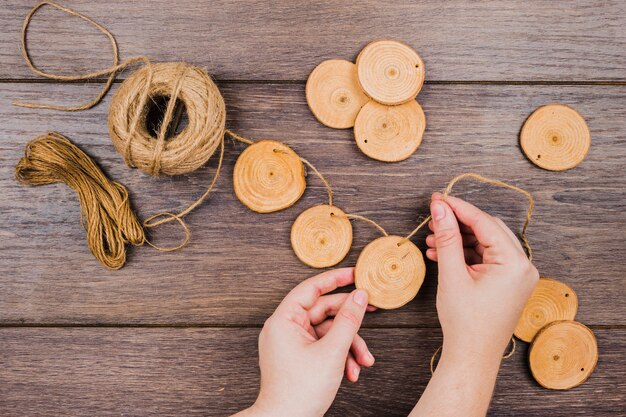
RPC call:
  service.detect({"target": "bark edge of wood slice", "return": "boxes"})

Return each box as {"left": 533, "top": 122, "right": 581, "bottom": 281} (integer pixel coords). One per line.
{"left": 514, "top": 277, "right": 578, "bottom": 343}
{"left": 529, "top": 320, "right": 598, "bottom": 390}
{"left": 291, "top": 204, "right": 353, "bottom": 268}
{"left": 356, "top": 39, "right": 425, "bottom": 105}
{"left": 520, "top": 104, "right": 591, "bottom": 171}
{"left": 306, "top": 59, "right": 369, "bottom": 129}
{"left": 354, "top": 100, "right": 426, "bottom": 162}
{"left": 354, "top": 235, "right": 425, "bottom": 309}
{"left": 233, "top": 140, "right": 306, "bottom": 213}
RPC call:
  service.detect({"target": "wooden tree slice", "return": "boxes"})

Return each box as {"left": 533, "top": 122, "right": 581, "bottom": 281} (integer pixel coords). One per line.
{"left": 514, "top": 277, "right": 578, "bottom": 342}
{"left": 529, "top": 320, "right": 598, "bottom": 390}
{"left": 233, "top": 140, "right": 306, "bottom": 213}
{"left": 290, "top": 204, "right": 353, "bottom": 268}
{"left": 306, "top": 59, "right": 370, "bottom": 129}
{"left": 356, "top": 39, "right": 425, "bottom": 105}
{"left": 520, "top": 104, "right": 591, "bottom": 171}
{"left": 355, "top": 235, "right": 426, "bottom": 309}
{"left": 354, "top": 100, "right": 426, "bottom": 162}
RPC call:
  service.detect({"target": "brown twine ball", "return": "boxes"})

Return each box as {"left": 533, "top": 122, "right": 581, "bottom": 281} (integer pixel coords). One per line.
{"left": 108, "top": 62, "right": 226, "bottom": 176}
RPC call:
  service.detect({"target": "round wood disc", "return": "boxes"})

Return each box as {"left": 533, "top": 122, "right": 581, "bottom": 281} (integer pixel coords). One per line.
{"left": 355, "top": 235, "right": 426, "bottom": 309}
{"left": 356, "top": 39, "right": 425, "bottom": 105}
{"left": 354, "top": 100, "right": 426, "bottom": 162}
{"left": 291, "top": 204, "right": 353, "bottom": 268}
{"left": 529, "top": 320, "right": 598, "bottom": 390}
{"left": 514, "top": 277, "right": 578, "bottom": 342}
{"left": 233, "top": 140, "right": 306, "bottom": 213}
{"left": 306, "top": 59, "right": 370, "bottom": 129}
{"left": 520, "top": 104, "right": 591, "bottom": 171}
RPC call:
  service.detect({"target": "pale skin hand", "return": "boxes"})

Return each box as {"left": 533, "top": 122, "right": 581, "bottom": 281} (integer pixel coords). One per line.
{"left": 233, "top": 268, "right": 376, "bottom": 417}
{"left": 410, "top": 193, "right": 539, "bottom": 417}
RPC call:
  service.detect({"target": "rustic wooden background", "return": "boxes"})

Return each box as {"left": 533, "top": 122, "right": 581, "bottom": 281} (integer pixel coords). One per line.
{"left": 1, "top": 1, "right": 625, "bottom": 416}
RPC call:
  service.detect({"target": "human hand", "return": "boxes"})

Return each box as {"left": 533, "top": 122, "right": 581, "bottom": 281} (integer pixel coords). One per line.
{"left": 237, "top": 268, "right": 376, "bottom": 417}
{"left": 425, "top": 193, "right": 539, "bottom": 362}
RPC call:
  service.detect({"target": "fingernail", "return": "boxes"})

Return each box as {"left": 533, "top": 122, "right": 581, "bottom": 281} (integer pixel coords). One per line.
{"left": 354, "top": 289, "right": 368, "bottom": 307}
{"left": 431, "top": 201, "right": 446, "bottom": 221}
{"left": 367, "top": 350, "right": 375, "bottom": 362}
{"left": 353, "top": 367, "right": 360, "bottom": 379}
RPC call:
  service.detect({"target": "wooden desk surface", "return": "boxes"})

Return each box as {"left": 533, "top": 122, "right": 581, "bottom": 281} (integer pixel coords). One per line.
{"left": 1, "top": 1, "right": 625, "bottom": 415}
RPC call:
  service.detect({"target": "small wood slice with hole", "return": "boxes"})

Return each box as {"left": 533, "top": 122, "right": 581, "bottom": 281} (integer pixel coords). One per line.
{"left": 291, "top": 205, "right": 353, "bottom": 268}
{"left": 233, "top": 140, "right": 306, "bottom": 213}
{"left": 355, "top": 235, "right": 425, "bottom": 309}
{"left": 306, "top": 59, "right": 369, "bottom": 129}
{"left": 520, "top": 104, "right": 591, "bottom": 171}
{"left": 529, "top": 320, "right": 598, "bottom": 390}
{"left": 514, "top": 277, "right": 578, "bottom": 342}
{"left": 354, "top": 100, "right": 425, "bottom": 162}
{"left": 356, "top": 39, "right": 425, "bottom": 105}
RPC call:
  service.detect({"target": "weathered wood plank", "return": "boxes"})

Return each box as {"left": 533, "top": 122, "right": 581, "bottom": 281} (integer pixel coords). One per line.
{"left": 1, "top": 82, "right": 625, "bottom": 326}
{"left": 0, "top": 1, "right": 625, "bottom": 81}
{"left": 0, "top": 327, "right": 624, "bottom": 416}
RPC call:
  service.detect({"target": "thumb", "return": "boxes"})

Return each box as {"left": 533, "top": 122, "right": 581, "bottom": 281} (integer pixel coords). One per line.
{"left": 319, "top": 289, "right": 368, "bottom": 355}
{"left": 430, "top": 199, "right": 466, "bottom": 278}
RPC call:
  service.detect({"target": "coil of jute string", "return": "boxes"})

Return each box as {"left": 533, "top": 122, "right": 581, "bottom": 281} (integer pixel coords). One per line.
{"left": 14, "top": 132, "right": 192, "bottom": 270}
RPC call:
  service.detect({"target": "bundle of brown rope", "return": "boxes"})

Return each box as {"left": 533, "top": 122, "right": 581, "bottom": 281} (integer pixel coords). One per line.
{"left": 15, "top": 132, "right": 147, "bottom": 269}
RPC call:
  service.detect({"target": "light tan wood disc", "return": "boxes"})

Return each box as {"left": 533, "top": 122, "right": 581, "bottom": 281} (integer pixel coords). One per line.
{"left": 233, "top": 140, "right": 306, "bottom": 213}
{"left": 356, "top": 39, "right": 425, "bottom": 105}
{"left": 355, "top": 235, "right": 426, "bottom": 309}
{"left": 529, "top": 320, "right": 598, "bottom": 390}
{"left": 514, "top": 277, "right": 578, "bottom": 342}
{"left": 306, "top": 59, "right": 370, "bottom": 129}
{"left": 354, "top": 100, "right": 425, "bottom": 162}
{"left": 291, "top": 205, "right": 353, "bottom": 268}
{"left": 520, "top": 104, "right": 591, "bottom": 171}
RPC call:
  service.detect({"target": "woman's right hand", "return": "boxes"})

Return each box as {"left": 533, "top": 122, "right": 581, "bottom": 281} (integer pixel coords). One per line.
{"left": 410, "top": 193, "right": 539, "bottom": 417}
{"left": 425, "top": 193, "right": 539, "bottom": 364}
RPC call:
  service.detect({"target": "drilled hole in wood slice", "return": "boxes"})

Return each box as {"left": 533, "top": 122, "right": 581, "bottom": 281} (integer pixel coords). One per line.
{"left": 291, "top": 205, "right": 353, "bottom": 268}
{"left": 233, "top": 140, "right": 306, "bottom": 213}
{"left": 354, "top": 100, "right": 425, "bottom": 162}
{"left": 529, "top": 321, "right": 598, "bottom": 390}
{"left": 306, "top": 59, "right": 369, "bottom": 129}
{"left": 514, "top": 277, "right": 578, "bottom": 343}
{"left": 356, "top": 39, "right": 425, "bottom": 105}
{"left": 520, "top": 104, "right": 591, "bottom": 171}
{"left": 355, "top": 235, "right": 425, "bottom": 309}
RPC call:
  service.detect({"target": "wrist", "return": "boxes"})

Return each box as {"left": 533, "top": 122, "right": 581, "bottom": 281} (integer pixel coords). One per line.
{"left": 440, "top": 341, "right": 502, "bottom": 375}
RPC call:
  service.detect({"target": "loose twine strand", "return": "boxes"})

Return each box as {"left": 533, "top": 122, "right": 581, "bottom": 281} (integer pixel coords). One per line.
{"left": 14, "top": 1, "right": 150, "bottom": 111}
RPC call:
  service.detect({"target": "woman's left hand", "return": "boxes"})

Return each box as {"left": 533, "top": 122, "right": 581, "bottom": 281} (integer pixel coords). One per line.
{"left": 236, "top": 267, "right": 376, "bottom": 417}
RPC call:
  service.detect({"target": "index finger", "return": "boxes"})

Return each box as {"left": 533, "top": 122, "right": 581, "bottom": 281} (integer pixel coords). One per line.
{"left": 440, "top": 194, "right": 517, "bottom": 254}
{"left": 278, "top": 267, "right": 355, "bottom": 311}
